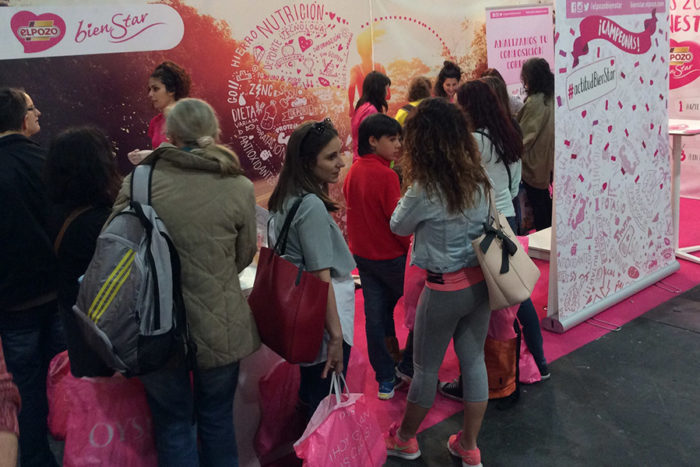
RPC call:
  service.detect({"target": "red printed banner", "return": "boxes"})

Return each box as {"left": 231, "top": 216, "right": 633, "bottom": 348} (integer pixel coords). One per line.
{"left": 572, "top": 9, "right": 658, "bottom": 67}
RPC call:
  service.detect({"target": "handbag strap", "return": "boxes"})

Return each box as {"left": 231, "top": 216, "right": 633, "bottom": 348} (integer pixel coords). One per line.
{"left": 476, "top": 129, "right": 513, "bottom": 194}
{"left": 54, "top": 206, "right": 91, "bottom": 254}
{"left": 273, "top": 193, "right": 310, "bottom": 255}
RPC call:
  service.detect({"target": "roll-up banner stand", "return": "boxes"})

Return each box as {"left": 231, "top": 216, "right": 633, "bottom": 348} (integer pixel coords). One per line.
{"left": 544, "top": 0, "right": 678, "bottom": 333}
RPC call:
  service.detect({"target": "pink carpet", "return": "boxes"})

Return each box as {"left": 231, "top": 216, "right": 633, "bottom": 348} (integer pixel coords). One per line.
{"left": 346, "top": 197, "right": 700, "bottom": 433}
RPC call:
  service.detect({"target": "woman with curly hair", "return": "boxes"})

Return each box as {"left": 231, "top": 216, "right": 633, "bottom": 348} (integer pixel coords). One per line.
{"left": 128, "top": 61, "right": 192, "bottom": 164}
{"left": 385, "top": 97, "right": 492, "bottom": 467}
{"left": 434, "top": 61, "right": 462, "bottom": 102}
{"left": 351, "top": 70, "right": 391, "bottom": 161}
{"left": 518, "top": 57, "right": 554, "bottom": 231}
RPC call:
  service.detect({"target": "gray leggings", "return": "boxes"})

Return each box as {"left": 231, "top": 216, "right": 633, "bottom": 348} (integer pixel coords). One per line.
{"left": 407, "top": 281, "right": 491, "bottom": 407}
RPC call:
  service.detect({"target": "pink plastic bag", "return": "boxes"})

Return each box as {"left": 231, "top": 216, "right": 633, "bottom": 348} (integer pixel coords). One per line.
{"left": 47, "top": 351, "right": 72, "bottom": 440}
{"left": 254, "top": 360, "right": 306, "bottom": 466}
{"left": 518, "top": 338, "right": 542, "bottom": 384}
{"left": 294, "top": 374, "right": 386, "bottom": 467}
{"left": 62, "top": 372, "right": 156, "bottom": 466}
{"left": 403, "top": 241, "right": 426, "bottom": 331}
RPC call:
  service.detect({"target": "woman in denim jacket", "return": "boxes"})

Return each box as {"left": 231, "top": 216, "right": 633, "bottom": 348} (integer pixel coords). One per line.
{"left": 384, "top": 97, "right": 492, "bottom": 467}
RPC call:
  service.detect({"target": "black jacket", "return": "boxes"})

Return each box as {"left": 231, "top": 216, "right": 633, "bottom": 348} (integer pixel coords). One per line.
{"left": 0, "top": 134, "right": 57, "bottom": 310}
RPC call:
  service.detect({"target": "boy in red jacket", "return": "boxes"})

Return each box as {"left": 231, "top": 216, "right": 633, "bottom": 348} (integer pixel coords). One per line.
{"left": 343, "top": 113, "right": 411, "bottom": 400}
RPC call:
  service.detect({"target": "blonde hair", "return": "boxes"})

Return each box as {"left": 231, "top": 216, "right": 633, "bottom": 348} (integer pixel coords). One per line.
{"left": 166, "top": 98, "right": 242, "bottom": 175}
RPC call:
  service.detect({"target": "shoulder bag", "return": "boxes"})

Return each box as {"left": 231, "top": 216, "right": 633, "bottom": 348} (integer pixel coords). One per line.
{"left": 248, "top": 195, "right": 329, "bottom": 363}
{"left": 471, "top": 189, "right": 540, "bottom": 310}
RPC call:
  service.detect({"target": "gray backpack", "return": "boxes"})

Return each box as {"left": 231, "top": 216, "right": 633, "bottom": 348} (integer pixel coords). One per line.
{"left": 72, "top": 161, "right": 194, "bottom": 376}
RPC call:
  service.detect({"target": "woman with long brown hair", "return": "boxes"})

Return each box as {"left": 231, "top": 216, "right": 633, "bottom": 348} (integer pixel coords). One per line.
{"left": 386, "top": 97, "right": 492, "bottom": 467}
{"left": 268, "top": 118, "right": 356, "bottom": 420}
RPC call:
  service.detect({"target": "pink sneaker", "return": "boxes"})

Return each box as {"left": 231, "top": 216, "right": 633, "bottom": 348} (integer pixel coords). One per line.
{"left": 385, "top": 422, "right": 421, "bottom": 460}
{"left": 447, "top": 431, "right": 482, "bottom": 467}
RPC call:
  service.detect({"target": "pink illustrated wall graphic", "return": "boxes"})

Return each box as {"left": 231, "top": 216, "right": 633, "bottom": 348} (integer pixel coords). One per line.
{"left": 669, "top": 0, "right": 700, "bottom": 199}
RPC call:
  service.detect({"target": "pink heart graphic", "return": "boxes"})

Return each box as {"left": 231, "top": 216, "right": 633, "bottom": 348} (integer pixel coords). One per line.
{"left": 329, "top": 12, "right": 336, "bottom": 20}
{"left": 11, "top": 11, "right": 66, "bottom": 54}
{"left": 670, "top": 39, "right": 700, "bottom": 90}
{"left": 298, "top": 36, "right": 313, "bottom": 52}
{"left": 337, "top": 44, "right": 343, "bottom": 51}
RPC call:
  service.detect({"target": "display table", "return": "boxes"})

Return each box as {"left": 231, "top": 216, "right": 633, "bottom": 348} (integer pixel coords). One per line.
{"left": 527, "top": 227, "right": 552, "bottom": 261}
{"left": 669, "top": 119, "right": 700, "bottom": 264}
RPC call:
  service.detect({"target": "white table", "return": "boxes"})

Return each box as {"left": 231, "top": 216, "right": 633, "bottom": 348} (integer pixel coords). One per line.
{"left": 669, "top": 119, "right": 700, "bottom": 264}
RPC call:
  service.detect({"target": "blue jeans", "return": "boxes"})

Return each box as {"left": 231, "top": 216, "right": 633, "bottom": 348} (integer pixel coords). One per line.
{"left": 298, "top": 341, "right": 352, "bottom": 419}
{"left": 354, "top": 255, "right": 406, "bottom": 383}
{"left": 0, "top": 300, "right": 65, "bottom": 467}
{"left": 140, "top": 361, "right": 240, "bottom": 467}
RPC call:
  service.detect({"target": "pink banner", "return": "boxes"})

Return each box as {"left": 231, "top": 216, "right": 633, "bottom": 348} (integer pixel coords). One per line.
{"left": 571, "top": 9, "right": 657, "bottom": 67}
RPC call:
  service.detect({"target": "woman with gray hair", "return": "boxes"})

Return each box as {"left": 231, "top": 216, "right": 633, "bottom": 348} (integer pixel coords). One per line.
{"left": 111, "top": 98, "right": 259, "bottom": 467}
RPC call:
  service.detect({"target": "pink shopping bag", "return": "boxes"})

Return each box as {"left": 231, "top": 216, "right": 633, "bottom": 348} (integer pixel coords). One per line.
{"left": 294, "top": 374, "right": 386, "bottom": 467}
{"left": 47, "top": 351, "right": 72, "bottom": 440}
{"left": 62, "top": 370, "right": 157, "bottom": 466}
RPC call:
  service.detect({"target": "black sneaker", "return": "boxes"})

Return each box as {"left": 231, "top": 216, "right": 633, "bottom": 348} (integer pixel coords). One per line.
{"left": 538, "top": 363, "right": 551, "bottom": 381}
{"left": 438, "top": 378, "right": 463, "bottom": 401}
{"left": 395, "top": 365, "right": 412, "bottom": 384}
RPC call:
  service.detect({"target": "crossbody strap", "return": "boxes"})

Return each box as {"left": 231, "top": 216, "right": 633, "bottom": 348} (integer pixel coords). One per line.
{"left": 54, "top": 206, "right": 91, "bottom": 254}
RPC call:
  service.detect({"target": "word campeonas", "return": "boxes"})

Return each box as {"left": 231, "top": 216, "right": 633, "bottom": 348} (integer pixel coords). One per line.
{"left": 598, "top": 19, "right": 639, "bottom": 52}
{"left": 75, "top": 12, "right": 163, "bottom": 43}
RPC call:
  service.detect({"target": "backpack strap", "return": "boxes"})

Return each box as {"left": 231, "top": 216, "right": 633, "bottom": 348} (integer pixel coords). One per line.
{"left": 131, "top": 164, "right": 154, "bottom": 205}
{"left": 400, "top": 103, "right": 415, "bottom": 112}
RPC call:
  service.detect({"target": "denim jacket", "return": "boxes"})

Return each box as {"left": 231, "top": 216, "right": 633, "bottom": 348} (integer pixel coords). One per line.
{"left": 390, "top": 183, "right": 489, "bottom": 273}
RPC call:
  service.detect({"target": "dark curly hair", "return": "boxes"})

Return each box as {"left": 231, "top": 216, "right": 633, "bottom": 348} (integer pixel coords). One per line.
{"left": 457, "top": 80, "right": 523, "bottom": 166}
{"left": 150, "top": 61, "right": 191, "bottom": 100}
{"left": 268, "top": 119, "right": 340, "bottom": 213}
{"left": 355, "top": 71, "right": 391, "bottom": 113}
{"left": 434, "top": 61, "right": 462, "bottom": 98}
{"left": 521, "top": 57, "right": 553, "bottom": 99}
{"left": 45, "top": 127, "right": 122, "bottom": 209}
{"left": 401, "top": 98, "right": 490, "bottom": 214}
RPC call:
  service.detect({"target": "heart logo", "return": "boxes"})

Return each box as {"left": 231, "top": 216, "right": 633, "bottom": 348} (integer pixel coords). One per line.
{"left": 670, "top": 39, "right": 700, "bottom": 90}
{"left": 11, "top": 11, "right": 66, "bottom": 54}
{"left": 329, "top": 12, "right": 336, "bottom": 20}
{"left": 298, "top": 36, "right": 313, "bottom": 52}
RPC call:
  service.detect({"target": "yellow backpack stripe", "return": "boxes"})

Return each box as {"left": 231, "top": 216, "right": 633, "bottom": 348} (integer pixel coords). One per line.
{"left": 88, "top": 249, "right": 135, "bottom": 319}
{"left": 93, "top": 254, "right": 135, "bottom": 324}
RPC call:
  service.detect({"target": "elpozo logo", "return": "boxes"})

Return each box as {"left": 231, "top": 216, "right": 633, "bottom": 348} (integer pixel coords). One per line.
{"left": 12, "top": 12, "right": 66, "bottom": 54}
{"left": 2, "top": 5, "right": 183, "bottom": 59}
{"left": 670, "top": 46, "right": 693, "bottom": 67}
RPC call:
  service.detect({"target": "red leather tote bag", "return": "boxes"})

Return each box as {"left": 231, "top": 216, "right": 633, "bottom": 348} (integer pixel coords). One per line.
{"left": 248, "top": 195, "right": 328, "bottom": 363}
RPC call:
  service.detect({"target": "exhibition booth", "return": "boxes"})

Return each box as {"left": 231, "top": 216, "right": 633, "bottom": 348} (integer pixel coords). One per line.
{"left": 2, "top": 0, "right": 699, "bottom": 465}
